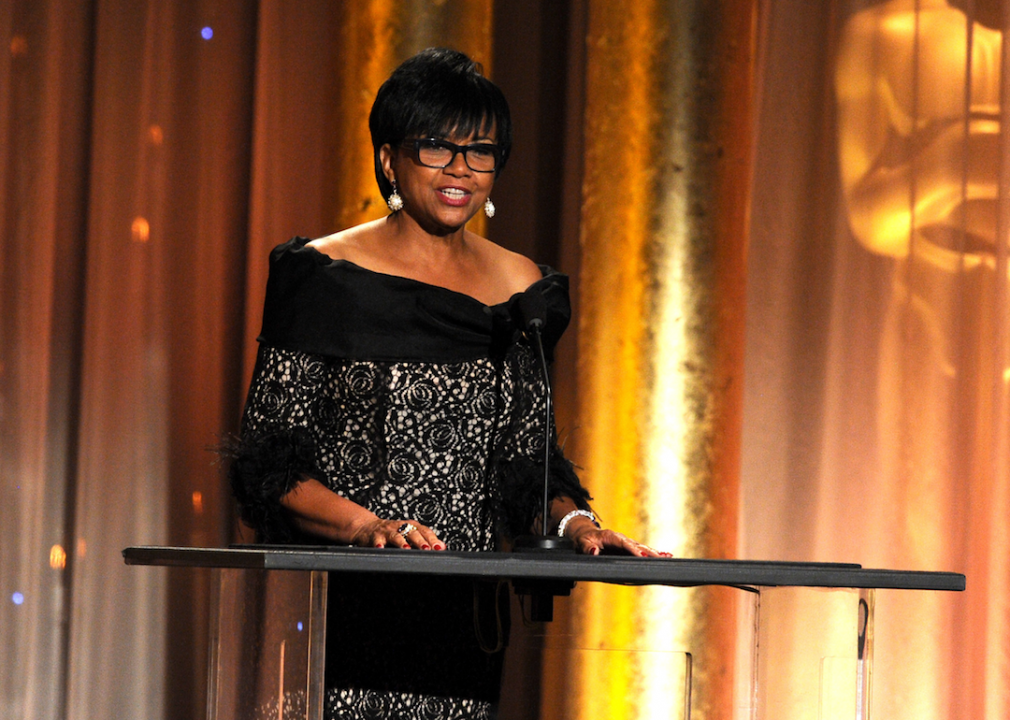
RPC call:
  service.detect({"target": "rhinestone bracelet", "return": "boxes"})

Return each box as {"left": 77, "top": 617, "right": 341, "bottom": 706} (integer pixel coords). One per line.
{"left": 557, "top": 509, "right": 599, "bottom": 538}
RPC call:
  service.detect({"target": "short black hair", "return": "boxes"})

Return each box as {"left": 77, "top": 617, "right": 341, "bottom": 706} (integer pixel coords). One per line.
{"left": 369, "top": 47, "right": 512, "bottom": 200}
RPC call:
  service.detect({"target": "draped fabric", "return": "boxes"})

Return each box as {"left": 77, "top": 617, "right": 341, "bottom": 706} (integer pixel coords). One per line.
{"left": 743, "top": 1, "right": 1010, "bottom": 718}
{"left": 549, "top": 3, "right": 755, "bottom": 719}
{"left": 1, "top": 2, "right": 262, "bottom": 718}
{"left": 3, "top": 1, "right": 1010, "bottom": 720}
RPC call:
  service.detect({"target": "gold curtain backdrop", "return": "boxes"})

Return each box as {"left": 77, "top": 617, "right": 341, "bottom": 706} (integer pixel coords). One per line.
{"left": 1, "top": 3, "right": 1008, "bottom": 720}
{"left": 548, "top": 2, "right": 755, "bottom": 719}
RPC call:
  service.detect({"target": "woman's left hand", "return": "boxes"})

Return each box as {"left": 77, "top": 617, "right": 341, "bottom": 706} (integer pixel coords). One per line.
{"left": 564, "top": 517, "right": 672, "bottom": 557}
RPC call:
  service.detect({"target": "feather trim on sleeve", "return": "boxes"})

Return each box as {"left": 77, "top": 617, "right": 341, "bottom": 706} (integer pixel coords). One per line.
{"left": 496, "top": 444, "right": 593, "bottom": 539}
{"left": 226, "top": 426, "right": 323, "bottom": 543}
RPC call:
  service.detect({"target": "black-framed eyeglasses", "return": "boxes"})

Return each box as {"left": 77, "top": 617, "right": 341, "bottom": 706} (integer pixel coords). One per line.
{"left": 401, "top": 138, "right": 501, "bottom": 173}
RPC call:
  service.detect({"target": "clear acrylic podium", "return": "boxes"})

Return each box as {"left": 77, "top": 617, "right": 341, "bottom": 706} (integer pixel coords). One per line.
{"left": 123, "top": 546, "right": 964, "bottom": 720}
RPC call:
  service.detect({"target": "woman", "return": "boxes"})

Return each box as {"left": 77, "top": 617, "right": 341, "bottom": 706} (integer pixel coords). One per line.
{"left": 231, "top": 47, "right": 663, "bottom": 720}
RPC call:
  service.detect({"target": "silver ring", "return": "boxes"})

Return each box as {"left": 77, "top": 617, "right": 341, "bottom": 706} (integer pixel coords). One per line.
{"left": 397, "top": 523, "right": 417, "bottom": 537}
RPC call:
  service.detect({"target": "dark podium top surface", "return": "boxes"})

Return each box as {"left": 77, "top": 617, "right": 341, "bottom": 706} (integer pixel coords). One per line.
{"left": 123, "top": 545, "right": 965, "bottom": 592}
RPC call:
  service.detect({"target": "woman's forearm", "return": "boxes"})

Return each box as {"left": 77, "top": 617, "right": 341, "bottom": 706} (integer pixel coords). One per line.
{"left": 279, "top": 477, "right": 379, "bottom": 544}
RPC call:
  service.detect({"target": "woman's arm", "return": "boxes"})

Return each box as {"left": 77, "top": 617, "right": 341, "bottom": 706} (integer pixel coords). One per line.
{"left": 231, "top": 345, "right": 443, "bottom": 549}
{"left": 280, "top": 477, "right": 444, "bottom": 550}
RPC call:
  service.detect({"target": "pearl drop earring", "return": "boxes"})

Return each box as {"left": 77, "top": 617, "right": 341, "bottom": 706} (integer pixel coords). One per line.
{"left": 387, "top": 182, "right": 403, "bottom": 212}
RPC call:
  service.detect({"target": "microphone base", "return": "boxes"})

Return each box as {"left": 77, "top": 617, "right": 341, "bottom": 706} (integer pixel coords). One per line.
{"left": 512, "top": 535, "right": 575, "bottom": 553}
{"left": 511, "top": 536, "right": 577, "bottom": 621}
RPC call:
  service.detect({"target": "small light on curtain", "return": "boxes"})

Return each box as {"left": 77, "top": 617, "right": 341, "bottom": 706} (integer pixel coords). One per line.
{"left": 148, "top": 125, "right": 163, "bottom": 145}
{"left": 49, "top": 545, "right": 67, "bottom": 571}
{"left": 131, "top": 217, "right": 150, "bottom": 243}
{"left": 191, "top": 491, "right": 204, "bottom": 515}
{"left": 11, "top": 592, "right": 25, "bottom": 606}
{"left": 9, "top": 36, "right": 28, "bottom": 58}
{"left": 75, "top": 538, "right": 87, "bottom": 559}
{"left": 201, "top": 27, "right": 213, "bottom": 41}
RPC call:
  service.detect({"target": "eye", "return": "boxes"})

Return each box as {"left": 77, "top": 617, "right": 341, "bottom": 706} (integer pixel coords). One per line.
{"left": 468, "top": 145, "right": 495, "bottom": 159}
{"left": 415, "top": 140, "right": 454, "bottom": 166}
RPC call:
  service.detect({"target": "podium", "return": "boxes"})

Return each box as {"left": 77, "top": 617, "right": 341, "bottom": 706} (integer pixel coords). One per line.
{"left": 123, "top": 546, "right": 964, "bottom": 720}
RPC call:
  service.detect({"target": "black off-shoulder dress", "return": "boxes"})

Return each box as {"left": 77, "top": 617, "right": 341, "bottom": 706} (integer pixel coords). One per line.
{"left": 230, "top": 237, "right": 590, "bottom": 720}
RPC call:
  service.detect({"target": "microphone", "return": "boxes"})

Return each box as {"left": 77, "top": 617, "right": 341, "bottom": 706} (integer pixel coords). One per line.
{"left": 515, "top": 290, "right": 546, "bottom": 331}
{"left": 512, "top": 291, "right": 574, "bottom": 554}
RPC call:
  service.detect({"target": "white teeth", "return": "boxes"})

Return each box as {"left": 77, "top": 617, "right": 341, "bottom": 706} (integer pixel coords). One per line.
{"left": 441, "top": 188, "right": 466, "bottom": 198}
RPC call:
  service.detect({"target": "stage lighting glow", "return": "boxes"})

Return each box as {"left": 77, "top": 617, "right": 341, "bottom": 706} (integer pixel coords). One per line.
{"left": 131, "top": 217, "right": 150, "bottom": 243}
{"left": 201, "top": 27, "right": 213, "bottom": 41}
{"left": 297, "top": 621, "right": 304, "bottom": 632}
{"left": 12, "top": 592, "right": 24, "bottom": 605}
{"left": 10, "top": 36, "right": 27, "bottom": 57}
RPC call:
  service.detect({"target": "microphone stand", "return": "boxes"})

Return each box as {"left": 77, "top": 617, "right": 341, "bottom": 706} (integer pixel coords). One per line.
{"left": 512, "top": 316, "right": 574, "bottom": 621}
{"left": 513, "top": 320, "right": 573, "bottom": 552}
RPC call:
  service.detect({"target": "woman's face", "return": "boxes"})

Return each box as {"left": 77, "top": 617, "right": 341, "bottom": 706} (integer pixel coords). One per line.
{"left": 381, "top": 127, "right": 497, "bottom": 236}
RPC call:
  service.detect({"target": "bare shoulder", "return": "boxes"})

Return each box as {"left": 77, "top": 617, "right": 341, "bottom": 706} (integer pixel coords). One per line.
{"left": 472, "top": 235, "right": 544, "bottom": 295}
{"left": 506, "top": 251, "right": 545, "bottom": 292}
{"left": 307, "top": 220, "right": 385, "bottom": 263}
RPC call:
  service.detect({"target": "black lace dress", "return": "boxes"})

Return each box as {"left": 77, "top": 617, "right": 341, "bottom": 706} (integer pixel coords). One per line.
{"left": 230, "top": 237, "right": 591, "bottom": 720}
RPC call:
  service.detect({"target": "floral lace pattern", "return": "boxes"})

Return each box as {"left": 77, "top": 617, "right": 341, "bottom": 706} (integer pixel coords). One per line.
{"left": 326, "top": 688, "right": 493, "bottom": 720}
{"left": 250, "top": 688, "right": 493, "bottom": 720}
{"left": 241, "top": 343, "right": 547, "bottom": 552}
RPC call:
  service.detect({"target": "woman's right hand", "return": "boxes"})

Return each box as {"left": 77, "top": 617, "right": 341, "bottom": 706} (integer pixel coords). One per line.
{"left": 280, "top": 477, "right": 445, "bottom": 549}
{"left": 348, "top": 516, "right": 445, "bottom": 550}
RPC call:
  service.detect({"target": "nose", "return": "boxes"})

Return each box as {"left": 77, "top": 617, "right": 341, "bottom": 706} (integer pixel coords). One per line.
{"left": 444, "top": 149, "right": 471, "bottom": 175}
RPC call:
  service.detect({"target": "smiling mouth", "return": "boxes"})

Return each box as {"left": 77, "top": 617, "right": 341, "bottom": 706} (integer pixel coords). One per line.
{"left": 439, "top": 187, "right": 469, "bottom": 200}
